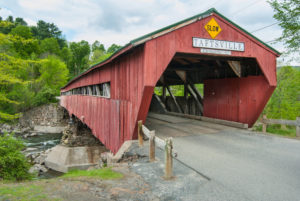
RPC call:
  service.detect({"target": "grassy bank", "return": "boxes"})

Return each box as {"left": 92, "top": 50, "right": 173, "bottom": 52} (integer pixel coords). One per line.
{"left": 0, "top": 168, "right": 123, "bottom": 201}
{"left": 62, "top": 167, "right": 123, "bottom": 179}
{"left": 254, "top": 124, "right": 297, "bottom": 137}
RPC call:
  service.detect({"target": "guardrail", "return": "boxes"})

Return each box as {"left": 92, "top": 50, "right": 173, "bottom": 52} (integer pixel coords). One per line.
{"left": 261, "top": 115, "right": 300, "bottom": 137}
{"left": 137, "top": 120, "right": 176, "bottom": 179}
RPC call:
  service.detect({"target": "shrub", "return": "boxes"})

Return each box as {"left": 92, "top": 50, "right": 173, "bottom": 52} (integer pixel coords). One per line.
{"left": 0, "top": 133, "right": 32, "bottom": 181}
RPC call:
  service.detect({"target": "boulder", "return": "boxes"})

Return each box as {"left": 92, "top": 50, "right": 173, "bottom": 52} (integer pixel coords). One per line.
{"left": 29, "top": 164, "right": 48, "bottom": 174}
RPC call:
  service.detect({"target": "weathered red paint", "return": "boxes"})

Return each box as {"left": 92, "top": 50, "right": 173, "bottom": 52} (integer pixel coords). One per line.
{"left": 61, "top": 12, "right": 279, "bottom": 153}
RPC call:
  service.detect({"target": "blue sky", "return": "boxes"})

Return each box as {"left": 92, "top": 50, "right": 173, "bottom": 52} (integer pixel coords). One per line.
{"left": 0, "top": 0, "right": 298, "bottom": 65}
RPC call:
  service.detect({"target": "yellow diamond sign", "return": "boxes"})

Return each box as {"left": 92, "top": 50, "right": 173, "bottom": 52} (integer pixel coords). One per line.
{"left": 205, "top": 18, "right": 222, "bottom": 39}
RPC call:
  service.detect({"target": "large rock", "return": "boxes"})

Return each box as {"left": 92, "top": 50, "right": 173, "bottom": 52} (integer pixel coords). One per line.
{"left": 45, "top": 145, "right": 107, "bottom": 173}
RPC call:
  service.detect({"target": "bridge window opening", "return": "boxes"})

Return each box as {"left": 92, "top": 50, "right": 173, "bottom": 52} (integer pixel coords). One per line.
{"left": 149, "top": 53, "right": 262, "bottom": 117}
{"left": 61, "top": 82, "right": 111, "bottom": 98}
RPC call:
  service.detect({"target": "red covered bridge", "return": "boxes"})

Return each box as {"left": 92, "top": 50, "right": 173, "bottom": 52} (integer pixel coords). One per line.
{"left": 60, "top": 8, "right": 279, "bottom": 154}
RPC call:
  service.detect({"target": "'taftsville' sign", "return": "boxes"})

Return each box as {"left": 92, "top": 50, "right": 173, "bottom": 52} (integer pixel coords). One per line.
{"left": 193, "top": 37, "right": 245, "bottom": 52}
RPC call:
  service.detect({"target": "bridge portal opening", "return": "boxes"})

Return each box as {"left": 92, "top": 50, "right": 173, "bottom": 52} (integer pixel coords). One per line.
{"left": 149, "top": 52, "right": 262, "bottom": 117}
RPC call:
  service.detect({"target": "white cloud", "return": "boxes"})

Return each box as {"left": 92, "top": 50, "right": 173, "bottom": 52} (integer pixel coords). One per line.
{"left": 0, "top": 0, "right": 298, "bottom": 65}
{"left": 0, "top": 7, "right": 13, "bottom": 18}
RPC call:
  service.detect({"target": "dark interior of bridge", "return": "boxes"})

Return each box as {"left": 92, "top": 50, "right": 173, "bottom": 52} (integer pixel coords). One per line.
{"left": 149, "top": 53, "right": 262, "bottom": 116}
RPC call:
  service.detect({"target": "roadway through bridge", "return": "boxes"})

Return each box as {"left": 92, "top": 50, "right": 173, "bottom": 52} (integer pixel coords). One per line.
{"left": 145, "top": 113, "right": 300, "bottom": 201}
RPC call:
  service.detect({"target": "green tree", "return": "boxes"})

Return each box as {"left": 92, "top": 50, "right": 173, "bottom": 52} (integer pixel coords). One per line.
{"left": 38, "top": 56, "right": 69, "bottom": 92}
{"left": 15, "top": 17, "right": 27, "bottom": 26}
{"left": 10, "top": 25, "right": 32, "bottom": 39}
{"left": 31, "top": 20, "right": 66, "bottom": 48}
{"left": 265, "top": 66, "right": 300, "bottom": 120}
{"left": 92, "top": 40, "right": 105, "bottom": 52}
{"left": 69, "top": 40, "right": 90, "bottom": 77}
{"left": 6, "top": 16, "right": 13, "bottom": 23}
{"left": 107, "top": 43, "right": 122, "bottom": 54}
{"left": 268, "top": 0, "right": 300, "bottom": 52}
{"left": 39, "top": 38, "right": 60, "bottom": 57}
{"left": 9, "top": 34, "right": 40, "bottom": 58}
{"left": 0, "top": 21, "right": 15, "bottom": 34}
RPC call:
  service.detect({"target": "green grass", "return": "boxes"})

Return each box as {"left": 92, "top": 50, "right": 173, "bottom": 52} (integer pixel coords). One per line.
{"left": 254, "top": 124, "right": 296, "bottom": 137}
{"left": 0, "top": 183, "right": 59, "bottom": 201}
{"left": 62, "top": 168, "right": 123, "bottom": 179}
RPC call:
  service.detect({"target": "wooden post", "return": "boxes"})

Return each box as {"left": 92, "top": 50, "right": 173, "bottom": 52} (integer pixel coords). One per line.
{"left": 138, "top": 120, "right": 143, "bottom": 147}
{"left": 149, "top": 130, "right": 155, "bottom": 162}
{"left": 296, "top": 117, "right": 300, "bottom": 137}
{"left": 262, "top": 115, "right": 267, "bottom": 133}
{"left": 164, "top": 137, "right": 173, "bottom": 179}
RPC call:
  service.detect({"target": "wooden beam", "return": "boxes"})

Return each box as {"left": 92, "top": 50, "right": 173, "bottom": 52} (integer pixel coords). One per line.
{"left": 166, "top": 85, "right": 183, "bottom": 113}
{"left": 187, "top": 84, "right": 203, "bottom": 114}
{"left": 184, "top": 84, "right": 188, "bottom": 114}
{"left": 175, "top": 70, "right": 186, "bottom": 82}
{"left": 162, "top": 86, "right": 166, "bottom": 103}
{"left": 175, "top": 71, "right": 203, "bottom": 114}
{"left": 190, "top": 84, "right": 204, "bottom": 105}
{"left": 174, "top": 58, "right": 190, "bottom": 65}
{"left": 227, "top": 61, "right": 241, "bottom": 77}
{"left": 153, "top": 94, "right": 168, "bottom": 113}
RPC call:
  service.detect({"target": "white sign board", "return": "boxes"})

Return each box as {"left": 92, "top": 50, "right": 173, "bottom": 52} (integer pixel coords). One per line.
{"left": 193, "top": 37, "right": 245, "bottom": 52}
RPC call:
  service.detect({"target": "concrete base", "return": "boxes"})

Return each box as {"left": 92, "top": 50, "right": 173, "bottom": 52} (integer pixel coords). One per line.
{"left": 45, "top": 145, "right": 105, "bottom": 173}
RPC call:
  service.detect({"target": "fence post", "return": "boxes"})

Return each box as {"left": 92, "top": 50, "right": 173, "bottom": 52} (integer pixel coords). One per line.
{"left": 138, "top": 120, "right": 143, "bottom": 147}
{"left": 149, "top": 131, "right": 155, "bottom": 162}
{"left": 262, "top": 115, "right": 267, "bottom": 133}
{"left": 164, "top": 137, "right": 173, "bottom": 179}
{"left": 297, "top": 117, "right": 300, "bottom": 137}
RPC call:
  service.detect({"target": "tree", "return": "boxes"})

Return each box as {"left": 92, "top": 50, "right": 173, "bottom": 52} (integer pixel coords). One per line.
{"left": 6, "top": 16, "right": 13, "bottom": 23}
{"left": 90, "top": 40, "right": 107, "bottom": 65}
{"left": 92, "top": 40, "right": 105, "bottom": 52}
{"left": 31, "top": 20, "right": 66, "bottom": 48}
{"left": 39, "top": 38, "right": 60, "bottom": 57}
{"left": 15, "top": 17, "right": 27, "bottom": 26}
{"left": 69, "top": 40, "right": 90, "bottom": 77}
{"left": 107, "top": 43, "right": 122, "bottom": 54}
{"left": 0, "top": 21, "right": 15, "bottom": 34}
{"left": 268, "top": 0, "right": 300, "bottom": 52}
{"left": 264, "top": 66, "right": 300, "bottom": 120}
{"left": 38, "top": 56, "right": 69, "bottom": 92}
{"left": 10, "top": 25, "right": 32, "bottom": 39}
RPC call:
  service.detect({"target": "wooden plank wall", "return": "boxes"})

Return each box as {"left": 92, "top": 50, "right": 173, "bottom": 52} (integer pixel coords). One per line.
{"left": 203, "top": 76, "right": 275, "bottom": 127}
{"left": 61, "top": 46, "right": 145, "bottom": 154}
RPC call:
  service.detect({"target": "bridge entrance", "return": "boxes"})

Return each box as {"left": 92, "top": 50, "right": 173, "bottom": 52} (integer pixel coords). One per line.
{"left": 149, "top": 53, "right": 262, "bottom": 118}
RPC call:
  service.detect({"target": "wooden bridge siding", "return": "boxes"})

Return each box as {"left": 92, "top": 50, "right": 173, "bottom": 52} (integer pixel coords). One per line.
{"left": 203, "top": 76, "right": 275, "bottom": 127}
{"left": 61, "top": 47, "right": 145, "bottom": 153}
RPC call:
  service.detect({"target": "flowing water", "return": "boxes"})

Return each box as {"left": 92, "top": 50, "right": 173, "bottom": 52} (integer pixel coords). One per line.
{"left": 19, "top": 132, "right": 64, "bottom": 178}
{"left": 21, "top": 132, "right": 62, "bottom": 153}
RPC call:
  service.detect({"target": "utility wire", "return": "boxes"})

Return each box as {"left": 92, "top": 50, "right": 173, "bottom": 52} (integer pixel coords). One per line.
{"left": 232, "top": 0, "right": 262, "bottom": 17}
{"left": 251, "top": 22, "right": 279, "bottom": 33}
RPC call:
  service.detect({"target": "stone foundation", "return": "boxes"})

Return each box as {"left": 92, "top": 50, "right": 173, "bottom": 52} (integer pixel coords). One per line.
{"left": 19, "top": 103, "right": 68, "bottom": 128}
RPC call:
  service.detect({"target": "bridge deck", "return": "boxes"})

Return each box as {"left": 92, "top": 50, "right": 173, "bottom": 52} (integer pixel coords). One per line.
{"left": 145, "top": 112, "right": 235, "bottom": 139}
